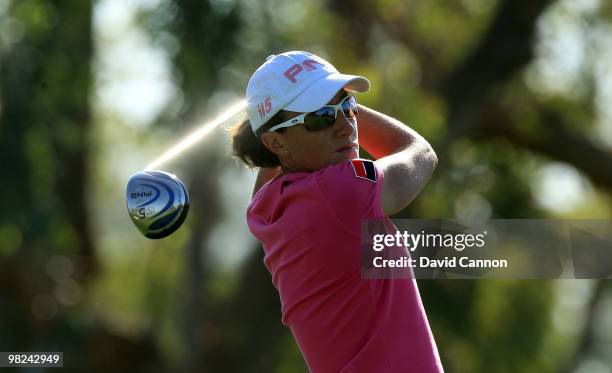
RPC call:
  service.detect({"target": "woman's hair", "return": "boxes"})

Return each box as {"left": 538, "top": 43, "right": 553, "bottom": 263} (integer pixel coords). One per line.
{"left": 229, "top": 111, "right": 287, "bottom": 168}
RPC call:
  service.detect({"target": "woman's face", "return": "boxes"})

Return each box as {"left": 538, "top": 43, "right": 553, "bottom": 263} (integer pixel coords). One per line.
{"left": 261, "top": 89, "right": 359, "bottom": 172}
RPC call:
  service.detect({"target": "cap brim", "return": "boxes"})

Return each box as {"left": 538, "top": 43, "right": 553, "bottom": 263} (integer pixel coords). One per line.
{"left": 284, "top": 73, "right": 370, "bottom": 113}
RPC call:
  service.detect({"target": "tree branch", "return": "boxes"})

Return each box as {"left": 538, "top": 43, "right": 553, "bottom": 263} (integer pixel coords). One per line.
{"left": 476, "top": 103, "right": 612, "bottom": 191}
{"left": 443, "top": 0, "right": 555, "bottom": 140}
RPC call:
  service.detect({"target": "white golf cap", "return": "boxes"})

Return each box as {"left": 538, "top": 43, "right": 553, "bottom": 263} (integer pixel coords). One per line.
{"left": 246, "top": 51, "right": 370, "bottom": 133}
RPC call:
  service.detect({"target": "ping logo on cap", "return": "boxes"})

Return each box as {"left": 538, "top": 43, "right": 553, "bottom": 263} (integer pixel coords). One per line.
{"left": 245, "top": 51, "right": 370, "bottom": 134}
{"left": 283, "top": 59, "right": 325, "bottom": 83}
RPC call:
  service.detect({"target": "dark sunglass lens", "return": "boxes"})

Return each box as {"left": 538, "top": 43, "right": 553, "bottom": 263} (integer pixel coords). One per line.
{"left": 304, "top": 107, "right": 336, "bottom": 131}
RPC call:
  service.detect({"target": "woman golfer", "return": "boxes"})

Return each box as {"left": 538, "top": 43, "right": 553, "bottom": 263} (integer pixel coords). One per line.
{"left": 231, "top": 51, "right": 443, "bottom": 373}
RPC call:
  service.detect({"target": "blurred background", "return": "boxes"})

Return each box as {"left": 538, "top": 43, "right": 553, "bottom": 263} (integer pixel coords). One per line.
{"left": 1, "top": 0, "right": 611, "bottom": 371}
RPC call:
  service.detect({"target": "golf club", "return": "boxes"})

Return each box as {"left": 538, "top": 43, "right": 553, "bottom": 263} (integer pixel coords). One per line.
{"left": 126, "top": 100, "right": 247, "bottom": 239}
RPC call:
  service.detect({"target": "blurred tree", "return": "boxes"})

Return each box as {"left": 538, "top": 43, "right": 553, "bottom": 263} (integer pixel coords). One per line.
{"left": 0, "top": 0, "right": 96, "bottom": 279}
{"left": 141, "top": 0, "right": 313, "bottom": 370}
{"left": 0, "top": 1, "right": 162, "bottom": 371}
{"left": 146, "top": 0, "right": 274, "bottom": 371}
{"left": 560, "top": 280, "right": 610, "bottom": 373}
{"left": 204, "top": 247, "right": 308, "bottom": 372}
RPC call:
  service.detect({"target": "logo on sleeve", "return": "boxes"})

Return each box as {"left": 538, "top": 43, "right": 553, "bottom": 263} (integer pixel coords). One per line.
{"left": 350, "top": 159, "right": 377, "bottom": 183}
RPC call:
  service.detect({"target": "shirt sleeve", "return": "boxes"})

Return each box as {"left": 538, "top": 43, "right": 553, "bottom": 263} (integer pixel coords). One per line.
{"left": 314, "top": 159, "right": 385, "bottom": 234}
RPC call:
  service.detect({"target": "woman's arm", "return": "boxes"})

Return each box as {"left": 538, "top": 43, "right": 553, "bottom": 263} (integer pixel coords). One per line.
{"left": 357, "top": 105, "right": 438, "bottom": 215}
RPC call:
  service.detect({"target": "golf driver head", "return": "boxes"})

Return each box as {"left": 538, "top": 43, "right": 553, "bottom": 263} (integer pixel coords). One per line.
{"left": 126, "top": 170, "right": 189, "bottom": 239}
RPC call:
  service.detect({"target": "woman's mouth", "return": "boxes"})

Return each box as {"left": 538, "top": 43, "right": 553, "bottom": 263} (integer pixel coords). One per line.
{"left": 336, "top": 143, "right": 357, "bottom": 153}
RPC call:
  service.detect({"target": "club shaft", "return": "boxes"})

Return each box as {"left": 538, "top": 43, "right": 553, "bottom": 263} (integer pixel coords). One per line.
{"left": 145, "top": 100, "right": 247, "bottom": 170}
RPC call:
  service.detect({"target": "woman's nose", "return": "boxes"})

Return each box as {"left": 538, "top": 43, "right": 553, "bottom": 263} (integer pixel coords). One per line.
{"left": 336, "top": 113, "right": 356, "bottom": 137}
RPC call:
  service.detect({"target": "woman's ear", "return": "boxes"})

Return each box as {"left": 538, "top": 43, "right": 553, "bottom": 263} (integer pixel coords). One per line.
{"left": 260, "top": 132, "right": 288, "bottom": 157}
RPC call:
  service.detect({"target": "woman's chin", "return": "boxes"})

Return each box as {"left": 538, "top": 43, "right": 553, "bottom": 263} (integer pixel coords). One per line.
{"left": 342, "top": 148, "right": 359, "bottom": 159}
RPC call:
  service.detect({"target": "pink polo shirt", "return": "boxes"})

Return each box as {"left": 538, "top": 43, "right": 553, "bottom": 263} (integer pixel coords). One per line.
{"left": 247, "top": 159, "right": 443, "bottom": 373}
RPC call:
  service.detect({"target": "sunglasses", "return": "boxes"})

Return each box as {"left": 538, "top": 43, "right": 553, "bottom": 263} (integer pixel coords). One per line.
{"left": 267, "top": 95, "right": 358, "bottom": 132}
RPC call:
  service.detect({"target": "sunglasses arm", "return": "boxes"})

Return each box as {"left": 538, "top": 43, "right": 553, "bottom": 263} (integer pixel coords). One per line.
{"left": 267, "top": 114, "right": 307, "bottom": 132}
